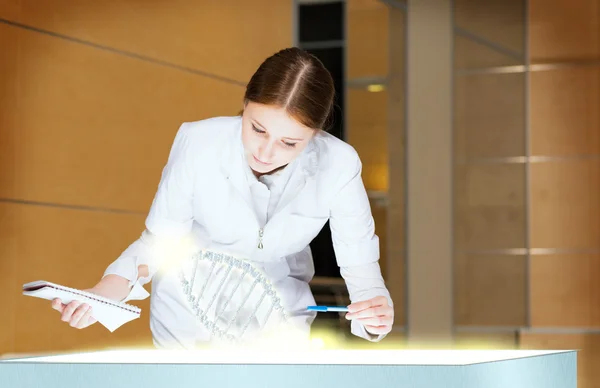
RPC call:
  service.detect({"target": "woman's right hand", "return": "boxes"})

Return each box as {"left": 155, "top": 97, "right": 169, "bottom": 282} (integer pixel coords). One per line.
{"left": 50, "top": 273, "right": 135, "bottom": 330}
{"left": 51, "top": 293, "right": 97, "bottom": 329}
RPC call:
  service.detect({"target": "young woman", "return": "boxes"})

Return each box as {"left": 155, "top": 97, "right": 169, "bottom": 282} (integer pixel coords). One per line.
{"left": 52, "top": 47, "right": 394, "bottom": 348}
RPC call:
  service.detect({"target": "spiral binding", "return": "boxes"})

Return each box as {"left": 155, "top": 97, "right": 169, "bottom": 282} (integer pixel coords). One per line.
{"left": 24, "top": 281, "right": 141, "bottom": 314}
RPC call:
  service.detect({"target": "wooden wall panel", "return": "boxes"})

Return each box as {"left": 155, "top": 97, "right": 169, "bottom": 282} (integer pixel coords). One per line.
{"left": 531, "top": 67, "right": 600, "bottom": 156}
{"left": 454, "top": 73, "right": 526, "bottom": 159}
{"left": 530, "top": 255, "right": 600, "bottom": 327}
{"left": 347, "top": 0, "right": 388, "bottom": 78}
{"left": 529, "top": 0, "right": 600, "bottom": 62}
{"left": 3, "top": 202, "right": 150, "bottom": 355}
{"left": 520, "top": 333, "right": 600, "bottom": 388}
{"left": 0, "top": 22, "right": 243, "bottom": 212}
{"left": 530, "top": 160, "right": 600, "bottom": 250}
{"left": 454, "top": 254, "right": 527, "bottom": 326}
{"left": 2, "top": 0, "right": 292, "bottom": 83}
{"left": 0, "top": 204, "right": 17, "bottom": 355}
{"left": 0, "top": 22, "right": 18, "bottom": 197}
{"left": 454, "top": 163, "right": 526, "bottom": 251}
{"left": 0, "top": 0, "right": 19, "bottom": 20}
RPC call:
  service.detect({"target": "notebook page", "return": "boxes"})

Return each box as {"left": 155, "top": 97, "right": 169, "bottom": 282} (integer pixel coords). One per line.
{"left": 23, "top": 281, "right": 141, "bottom": 332}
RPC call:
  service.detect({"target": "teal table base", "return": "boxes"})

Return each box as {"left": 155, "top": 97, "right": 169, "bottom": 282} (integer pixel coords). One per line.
{"left": 0, "top": 350, "right": 577, "bottom": 388}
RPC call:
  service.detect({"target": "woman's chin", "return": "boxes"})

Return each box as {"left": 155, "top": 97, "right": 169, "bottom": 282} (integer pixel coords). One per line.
{"left": 251, "top": 162, "right": 283, "bottom": 176}
{"left": 247, "top": 160, "right": 268, "bottom": 172}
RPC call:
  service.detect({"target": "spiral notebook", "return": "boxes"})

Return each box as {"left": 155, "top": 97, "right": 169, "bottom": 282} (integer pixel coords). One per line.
{"left": 23, "top": 280, "right": 141, "bottom": 332}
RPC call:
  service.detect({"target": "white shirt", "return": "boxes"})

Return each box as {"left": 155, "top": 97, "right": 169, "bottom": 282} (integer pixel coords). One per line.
{"left": 103, "top": 116, "right": 393, "bottom": 348}
{"left": 245, "top": 157, "right": 292, "bottom": 229}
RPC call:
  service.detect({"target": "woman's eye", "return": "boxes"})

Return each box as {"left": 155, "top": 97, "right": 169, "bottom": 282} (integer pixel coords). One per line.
{"left": 283, "top": 141, "right": 297, "bottom": 148}
{"left": 252, "top": 125, "right": 265, "bottom": 134}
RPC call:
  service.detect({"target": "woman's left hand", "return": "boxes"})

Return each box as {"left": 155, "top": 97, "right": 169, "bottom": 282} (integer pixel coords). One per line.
{"left": 345, "top": 296, "right": 394, "bottom": 336}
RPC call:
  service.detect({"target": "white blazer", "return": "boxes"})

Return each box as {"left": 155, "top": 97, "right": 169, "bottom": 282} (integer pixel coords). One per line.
{"left": 104, "top": 116, "right": 393, "bottom": 348}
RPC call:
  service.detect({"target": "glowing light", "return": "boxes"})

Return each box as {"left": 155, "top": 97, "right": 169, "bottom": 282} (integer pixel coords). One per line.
{"left": 310, "top": 338, "right": 325, "bottom": 349}
{"left": 367, "top": 84, "right": 385, "bottom": 92}
{"left": 153, "top": 234, "right": 199, "bottom": 274}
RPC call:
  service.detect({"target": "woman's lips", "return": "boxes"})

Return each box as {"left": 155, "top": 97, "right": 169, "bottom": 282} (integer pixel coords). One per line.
{"left": 253, "top": 155, "right": 271, "bottom": 166}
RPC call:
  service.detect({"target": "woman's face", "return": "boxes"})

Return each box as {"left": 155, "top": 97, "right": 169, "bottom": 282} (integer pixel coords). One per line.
{"left": 241, "top": 102, "right": 315, "bottom": 175}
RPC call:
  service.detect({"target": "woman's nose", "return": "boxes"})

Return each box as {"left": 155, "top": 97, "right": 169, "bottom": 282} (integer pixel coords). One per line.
{"left": 257, "top": 141, "right": 275, "bottom": 161}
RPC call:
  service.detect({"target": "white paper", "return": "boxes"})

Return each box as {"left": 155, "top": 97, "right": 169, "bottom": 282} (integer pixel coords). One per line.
{"left": 23, "top": 280, "right": 141, "bottom": 332}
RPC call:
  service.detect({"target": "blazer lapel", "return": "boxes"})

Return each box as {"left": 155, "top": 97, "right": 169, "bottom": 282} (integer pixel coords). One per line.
{"left": 219, "top": 126, "right": 255, "bottom": 214}
{"left": 272, "top": 164, "right": 308, "bottom": 215}
{"left": 272, "top": 136, "right": 322, "bottom": 216}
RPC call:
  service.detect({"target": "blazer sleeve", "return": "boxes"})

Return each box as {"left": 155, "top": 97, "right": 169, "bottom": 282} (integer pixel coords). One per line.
{"left": 329, "top": 150, "right": 379, "bottom": 268}
{"left": 341, "top": 263, "right": 393, "bottom": 342}
{"left": 102, "top": 123, "right": 197, "bottom": 300}
{"left": 329, "top": 149, "right": 394, "bottom": 342}
{"left": 145, "top": 122, "right": 196, "bottom": 237}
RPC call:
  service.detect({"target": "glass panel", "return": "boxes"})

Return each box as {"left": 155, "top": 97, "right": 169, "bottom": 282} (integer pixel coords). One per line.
{"left": 454, "top": 34, "right": 523, "bottom": 71}
{"left": 345, "top": 1, "right": 406, "bottom": 326}
{"left": 386, "top": 3, "right": 406, "bottom": 326}
{"left": 346, "top": 88, "right": 387, "bottom": 191}
{"left": 454, "top": 0, "right": 526, "bottom": 57}
{"left": 454, "top": 254, "right": 527, "bottom": 326}
{"left": 347, "top": 0, "right": 389, "bottom": 78}
{"left": 452, "top": 0, "right": 527, "bottom": 329}
{"left": 454, "top": 72, "right": 526, "bottom": 160}
{"left": 454, "top": 163, "right": 527, "bottom": 251}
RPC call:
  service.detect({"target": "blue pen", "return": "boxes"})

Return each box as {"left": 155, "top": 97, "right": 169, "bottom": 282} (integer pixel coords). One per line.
{"left": 307, "top": 305, "right": 348, "bottom": 312}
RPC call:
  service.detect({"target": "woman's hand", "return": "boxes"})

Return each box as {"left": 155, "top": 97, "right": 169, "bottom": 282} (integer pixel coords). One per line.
{"left": 345, "top": 296, "right": 394, "bottom": 336}
{"left": 51, "top": 289, "right": 98, "bottom": 329}
{"left": 50, "top": 274, "right": 133, "bottom": 330}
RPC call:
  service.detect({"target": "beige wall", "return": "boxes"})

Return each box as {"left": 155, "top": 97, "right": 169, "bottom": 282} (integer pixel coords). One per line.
{"left": 0, "top": 0, "right": 292, "bottom": 355}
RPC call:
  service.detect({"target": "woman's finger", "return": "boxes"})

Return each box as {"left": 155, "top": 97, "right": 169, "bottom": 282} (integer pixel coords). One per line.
{"left": 70, "top": 304, "right": 89, "bottom": 328}
{"left": 51, "top": 299, "right": 64, "bottom": 313}
{"left": 61, "top": 301, "right": 81, "bottom": 322}
{"left": 364, "top": 325, "right": 391, "bottom": 335}
{"left": 346, "top": 305, "right": 392, "bottom": 320}
{"left": 347, "top": 299, "right": 376, "bottom": 314}
{"left": 347, "top": 296, "right": 389, "bottom": 314}
{"left": 356, "top": 315, "right": 393, "bottom": 327}
{"left": 75, "top": 306, "right": 94, "bottom": 329}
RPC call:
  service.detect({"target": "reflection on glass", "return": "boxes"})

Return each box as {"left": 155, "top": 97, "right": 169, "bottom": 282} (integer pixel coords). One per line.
{"left": 346, "top": 1, "right": 406, "bottom": 326}
{"left": 454, "top": 254, "right": 527, "bottom": 326}
{"left": 452, "top": 0, "right": 528, "bottom": 329}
